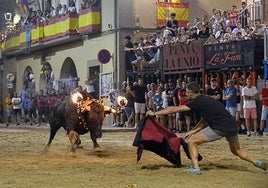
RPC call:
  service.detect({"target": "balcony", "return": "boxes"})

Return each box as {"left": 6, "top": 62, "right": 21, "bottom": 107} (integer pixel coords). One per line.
{"left": 1, "top": 7, "right": 101, "bottom": 56}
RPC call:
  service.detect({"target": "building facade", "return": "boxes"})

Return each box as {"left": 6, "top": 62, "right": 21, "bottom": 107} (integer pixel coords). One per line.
{"left": 0, "top": 0, "right": 266, "bottom": 103}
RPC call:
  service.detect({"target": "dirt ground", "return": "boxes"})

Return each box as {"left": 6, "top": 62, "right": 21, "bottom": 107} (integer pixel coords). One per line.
{"left": 0, "top": 124, "right": 267, "bottom": 188}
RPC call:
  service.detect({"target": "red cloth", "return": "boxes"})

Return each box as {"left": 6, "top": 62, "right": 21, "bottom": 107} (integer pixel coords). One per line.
{"left": 141, "top": 117, "right": 181, "bottom": 154}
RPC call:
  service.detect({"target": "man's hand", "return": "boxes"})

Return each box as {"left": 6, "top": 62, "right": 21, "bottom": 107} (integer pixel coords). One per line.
{"left": 146, "top": 110, "right": 155, "bottom": 117}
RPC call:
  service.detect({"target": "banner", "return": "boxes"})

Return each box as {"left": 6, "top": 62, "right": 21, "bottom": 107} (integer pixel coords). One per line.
{"left": 163, "top": 41, "right": 204, "bottom": 74}
{"left": 157, "top": 2, "right": 189, "bottom": 27}
{"left": 204, "top": 40, "right": 262, "bottom": 69}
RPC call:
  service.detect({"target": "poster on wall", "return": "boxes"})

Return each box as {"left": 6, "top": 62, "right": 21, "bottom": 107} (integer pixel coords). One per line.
{"left": 100, "top": 72, "right": 113, "bottom": 97}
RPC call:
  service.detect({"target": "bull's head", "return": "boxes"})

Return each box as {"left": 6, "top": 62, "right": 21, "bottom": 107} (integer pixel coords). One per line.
{"left": 83, "top": 98, "right": 105, "bottom": 139}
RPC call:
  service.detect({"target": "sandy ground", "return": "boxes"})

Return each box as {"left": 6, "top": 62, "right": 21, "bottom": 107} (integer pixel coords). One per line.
{"left": 0, "top": 124, "right": 267, "bottom": 188}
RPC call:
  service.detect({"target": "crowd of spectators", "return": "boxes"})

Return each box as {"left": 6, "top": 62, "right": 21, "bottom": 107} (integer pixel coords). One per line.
{"left": 2, "top": 0, "right": 99, "bottom": 39}
{"left": 109, "top": 72, "right": 266, "bottom": 138}
{"left": 124, "top": 2, "right": 266, "bottom": 72}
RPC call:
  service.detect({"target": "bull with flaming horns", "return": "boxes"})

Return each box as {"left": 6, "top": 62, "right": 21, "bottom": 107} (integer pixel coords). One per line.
{"left": 46, "top": 89, "right": 119, "bottom": 155}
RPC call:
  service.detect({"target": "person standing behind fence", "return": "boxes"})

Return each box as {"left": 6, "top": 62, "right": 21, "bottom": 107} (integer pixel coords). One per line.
{"left": 259, "top": 79, "right": 268, "bottom": 136}
{"left": 109, "top": 83, "right": 121, "bottom": 127}
{"left": 223, "top": 79, "right": 237, "bottom": 118}
{"left": 162, "top": 83, "right": 174, "bottom": 130}
{"left": 124, "top": 85, "right": 135, "bottom": 127}
{"left": 12, "top": 92, "right": 22, "bottom": 126}
{"left": 27, "top": 92, "right": 38, "bottom": 125}
{"left": 5, "top": 93, "right": 13, "bottom": 127}
{"left": 178, "top": 81, "right": 192, "bottom": 133}
{"left": 153, "top": 85, "right": 164, "bottom": 125}
{"left": 206, "top": 78, "right": 222, "bottom": 103}
{"left": 146, "top": 83, "right": 156, "bottom": 111}
{"left": 234, "top": 76, "right": 246, "bottom": 134}
{"left": 242, "top": 77, "right": 259, "bottom": 137}
{"left": 36, "top": 89, "right": 49, "bottom": 127}
{"left": 131, "top": 78, "right": 147, "bottom": 129}
{"left": 239, "top": 2, "right": 250, "bottom": 27}
{"left": 47, "top": 89, "right": 59, "bottom": 110}
{"left": 21, "top": 93, "right": 29, "bottom": 124}
{"left": 85, "top": 76, "right": 96, "bottom": 98}
{"left": 173, "top": 79, "right": 182, "bottom": 132}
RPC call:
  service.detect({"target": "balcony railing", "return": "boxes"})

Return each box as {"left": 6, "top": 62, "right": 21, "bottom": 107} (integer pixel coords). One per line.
{"left": 1, "top": 7, "right": 101, "bottom": 55}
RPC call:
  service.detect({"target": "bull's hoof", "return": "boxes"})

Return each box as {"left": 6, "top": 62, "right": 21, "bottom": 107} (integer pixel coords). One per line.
{"left": 68, "top": 151, "right": 78, "bottom": 157}
{"left": 77, "top": 145, "right": 84, "bottom": 149}
{"left": 43, "top": 145, "right": 50, "bottom": 152}
{"left": 94, "top": 147, "right": 102, "bottom": 152}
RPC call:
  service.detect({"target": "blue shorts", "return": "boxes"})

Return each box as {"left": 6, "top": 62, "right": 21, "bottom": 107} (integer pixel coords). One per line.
{"left": 6, "top": 109, "right": 13, "bottom": 116}
{"left": 125, "top": 107, "right": 134, "bottom": 118}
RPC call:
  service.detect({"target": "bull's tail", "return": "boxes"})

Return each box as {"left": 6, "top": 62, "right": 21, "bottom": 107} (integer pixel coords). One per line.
{"left": 47, "top": 126, "right": 61, "bottom": 146}
{"left": 47, "top": 99, "right": 66, "bottom": 146}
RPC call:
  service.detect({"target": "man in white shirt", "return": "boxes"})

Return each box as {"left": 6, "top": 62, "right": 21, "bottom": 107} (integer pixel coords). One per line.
{"left": 241, "top": 77, "right": 259, "bottom": 136}
{"left": 12, "top": 92, "right": 22, "bottom": 126}
{"left": 232, "top": 22, "right": 246, "bottom": 39}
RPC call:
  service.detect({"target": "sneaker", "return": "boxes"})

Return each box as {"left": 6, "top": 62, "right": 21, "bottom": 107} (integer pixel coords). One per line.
{"left": 16, "top": 123, "right": 20, "bottom": 126}
{"left": 254, "top": 161, "right": 267, "bottom": 171}
{"left": 246, "top": 131, "right": 251, "bottom": 137}
{"left": 6, "top": 123, "right": 9, "bottom": 127}
{"left": 35, "top": 123, "right": 40, "bottom": 127}
{"left": 259, "top": 131, "right": 263, "bottom": 137}
{"left": 125, "top": 121, "right": 130, "bottom": 127}
{"left": 184, "top": 166, "right": 201, "bottom": 175}
{"left": 112, "top": 123, "right": 118, "bottom": 127}
{"left": 253, "top": 132, "right": 260, "bottom": 136}
{"left": 178, "top": 129, "right": 183, "bottom": 133}
{"left": 241, "top": 129, "right": 247, "bottom": 135}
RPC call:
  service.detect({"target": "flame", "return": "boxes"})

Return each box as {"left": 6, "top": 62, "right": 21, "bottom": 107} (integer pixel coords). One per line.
{"left": 71, "top": 91, "right": 83, "bottom": 104}
{"left": 117, "top": 96, "right": 128, "bottom": 107}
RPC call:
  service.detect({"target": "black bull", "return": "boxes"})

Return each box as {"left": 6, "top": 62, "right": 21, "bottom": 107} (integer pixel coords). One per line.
{"left": 47, "top": 92, "right": 108, "bottom": 154}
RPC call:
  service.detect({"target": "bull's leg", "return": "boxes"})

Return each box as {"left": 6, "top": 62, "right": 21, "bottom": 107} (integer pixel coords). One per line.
{"left": 91, "top": 136, "right": 102, "bottom": 152}
{"left": 68, "top": 130, "right": 80, "bottom": 155}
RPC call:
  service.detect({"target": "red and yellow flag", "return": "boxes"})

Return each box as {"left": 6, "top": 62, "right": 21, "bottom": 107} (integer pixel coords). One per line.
{"left": 157, "top": 2, "right": 189, "bottom": 27}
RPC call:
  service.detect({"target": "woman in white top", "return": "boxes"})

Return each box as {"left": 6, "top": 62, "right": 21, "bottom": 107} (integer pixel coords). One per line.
{"left": 85, "top": 76, "right": 96, "bottom": 98}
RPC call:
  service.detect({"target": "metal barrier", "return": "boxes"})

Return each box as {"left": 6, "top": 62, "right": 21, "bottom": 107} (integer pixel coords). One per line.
{"left": 55, "top": 78, "right": 79, "bottom": 94}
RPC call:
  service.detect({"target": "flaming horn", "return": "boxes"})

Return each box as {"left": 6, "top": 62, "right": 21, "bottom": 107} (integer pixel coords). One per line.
{"left": 71, "top": 91, "right": 84, "bottom": 114}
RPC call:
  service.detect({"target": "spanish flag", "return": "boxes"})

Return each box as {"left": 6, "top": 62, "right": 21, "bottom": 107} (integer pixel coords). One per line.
{"left": 157, "top": 2, "right": 189, "bottom": 27}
